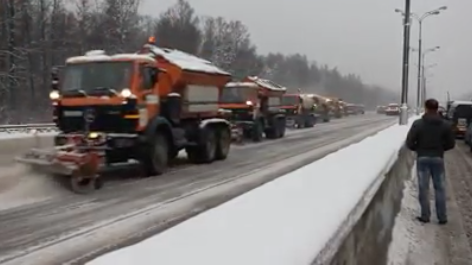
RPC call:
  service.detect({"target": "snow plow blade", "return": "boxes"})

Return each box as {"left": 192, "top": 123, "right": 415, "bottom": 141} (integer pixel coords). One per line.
{"left": 15, "top": 147, "right": 76, "bottom": 175}
{"left": 15, "top": 145, "right": 103, "bottom": 194}
{"left": 231, "top": 124, "right": 243, "bottom": 144}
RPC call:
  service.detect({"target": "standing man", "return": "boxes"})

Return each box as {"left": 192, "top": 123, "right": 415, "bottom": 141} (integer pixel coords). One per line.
{"left": 406, "top": 98, "right": 455, "bottom": 225}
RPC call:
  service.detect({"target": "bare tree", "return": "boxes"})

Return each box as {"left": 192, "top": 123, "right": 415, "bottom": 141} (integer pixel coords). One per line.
{"left": 0, "top": 0, "right": 396, "bottom": 124}
{"left": 154, "top": 0, "right": 201, "bottom": 53}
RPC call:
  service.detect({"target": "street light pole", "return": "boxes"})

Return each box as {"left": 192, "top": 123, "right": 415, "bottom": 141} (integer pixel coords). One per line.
{"left": 411, "top": 46, "right": 439, "bottom": 104}
{"left": 395, "top": 6, "right": 447, "bottom": 116}
{"left": 416, "top": 21, "right": 423, "bottom": 114}
{"left": 422, "top": 62, "right": 426, "bottom": 101}
{"left": 422, "top": 66, "right": 435, "bottom": 103}
{"left": 399, "top": 0, "right": 411, "bottom": 125}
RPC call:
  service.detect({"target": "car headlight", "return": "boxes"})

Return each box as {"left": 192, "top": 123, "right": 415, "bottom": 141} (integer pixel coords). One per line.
{"left": 49, "top": 90, "right": 60, "bottom": 100}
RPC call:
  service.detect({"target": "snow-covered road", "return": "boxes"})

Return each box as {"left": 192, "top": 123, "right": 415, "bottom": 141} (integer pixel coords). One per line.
{"left": 0, "top": 114, "right": 395, "bottom": 265}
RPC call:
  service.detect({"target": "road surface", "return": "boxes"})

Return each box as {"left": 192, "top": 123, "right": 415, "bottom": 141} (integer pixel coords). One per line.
{"left": 0, "top": 114, "right": 395, "bottom": 265}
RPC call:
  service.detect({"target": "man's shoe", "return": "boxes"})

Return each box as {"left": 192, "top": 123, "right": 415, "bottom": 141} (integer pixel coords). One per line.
{"left": 416, "top": 216, "right": 430, "bottom": 223}
{"left": 438, "top": 220, "right": 448, "bottom": 225}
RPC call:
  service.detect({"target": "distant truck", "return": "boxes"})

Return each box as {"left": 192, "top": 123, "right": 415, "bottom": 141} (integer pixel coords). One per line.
{"left": 280, "top": 93, "right": 316, "bottom": 128}
{"left": 345, "top": 103, "right": 357, "bottom": 115}
{"left": 219, "top": 77, "right": 287, "bottom": 142}
{"left": 310, "top": 93, "right": 331, "bottom": 122}
{"left": 330, "top": 98, "right": 344, "bottom": 118}
{"left": 356, "top": 104, "right": 365, "bottom": 114}
{"left": 346, "top": 104, "right": 365, "bottom": 115}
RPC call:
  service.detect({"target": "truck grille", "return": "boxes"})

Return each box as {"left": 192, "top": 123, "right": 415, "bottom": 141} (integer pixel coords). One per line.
{"left": 57, "top": 105, "right": 138, "bottom": 133}
{"left": 230, "top": 109, "right": 253, "bottom": 121}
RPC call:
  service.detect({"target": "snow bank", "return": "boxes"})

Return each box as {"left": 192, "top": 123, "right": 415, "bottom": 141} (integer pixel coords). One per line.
{"left": 87, "top": 117, "right": 419, "bottom": 265}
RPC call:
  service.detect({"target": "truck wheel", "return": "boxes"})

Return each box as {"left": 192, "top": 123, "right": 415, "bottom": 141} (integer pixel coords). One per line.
{"left": 265, "top": 126, "right": 277, "bottom": 139}
{"left": 70, "top": 176, "right": 96, "bottom": 194}
{"left": 215, "top": 127, "right": 231, "bottom": 160}
{"left": 169, "top": 149, "right": 179, "bottom": 161}
{"left": 278, "top": 118, "right": 286, "bottom": 138}
{"left": 143, "top": 133, "right": 168, "bottom": 176}
{"left": 252, "top": 120, "right": 263, "bottom": 142}
{"left": 187, "top": 127, "right": 217, "bottom": 164}
{"left": 305, "top": 116, "right": 315, "bottom": 128}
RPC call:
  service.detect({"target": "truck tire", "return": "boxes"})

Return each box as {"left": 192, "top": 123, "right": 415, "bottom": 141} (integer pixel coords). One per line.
{"left": 278, "top": 118, "right": 286, "bottom": 138}
{"left": 143, "top": 133, "right": 168, "bottom": 176}
{"left": 265, "top": 125, "right": 278, "bottom": 139}
{"left": 187, "top": 127, "right": 217, "bottom": 164}
{"left": 252, "top": 119, "right": 263, "bottom": 142}
{"left": 305, "top": 116, "right": 315, "bottom": 128}
{"left": 215, "top": 126, "right": 231, "bottom": 160}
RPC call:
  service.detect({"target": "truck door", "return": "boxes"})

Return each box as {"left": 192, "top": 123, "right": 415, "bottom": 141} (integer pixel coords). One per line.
{"left": 137, "top": 63, "right": 159, "bottom": 129}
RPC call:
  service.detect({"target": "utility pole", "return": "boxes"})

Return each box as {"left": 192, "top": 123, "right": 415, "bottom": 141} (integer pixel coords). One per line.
{"left": 399, "top": 0, "right": 411, "bottom": 125}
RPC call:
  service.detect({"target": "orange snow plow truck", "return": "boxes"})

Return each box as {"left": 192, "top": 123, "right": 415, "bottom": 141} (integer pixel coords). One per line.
{"left": 219, "top": 77, "right": 287, "bottom": 142}
{"left": 15, "top": 38, "right": 232, "bottom": 194}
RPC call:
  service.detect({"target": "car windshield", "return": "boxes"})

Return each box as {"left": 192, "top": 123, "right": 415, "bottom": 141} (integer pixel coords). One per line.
{"left": 281, "top": 96, "right": 299, "bottom": 106}
{"left": 61, "top": 61, "right": 133, "bottom": 94}
{"left": 221, "top": 86, "right": 252, "bottom": 103}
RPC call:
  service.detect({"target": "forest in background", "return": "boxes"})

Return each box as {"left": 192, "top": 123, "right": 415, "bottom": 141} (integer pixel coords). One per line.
{"left": 0, "top": 0, "right": 398, "bottom": 124}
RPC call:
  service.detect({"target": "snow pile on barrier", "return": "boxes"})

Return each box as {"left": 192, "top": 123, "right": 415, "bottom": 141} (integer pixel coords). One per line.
{"left": 87, "top": 117, "right": 419, "bottom": 265}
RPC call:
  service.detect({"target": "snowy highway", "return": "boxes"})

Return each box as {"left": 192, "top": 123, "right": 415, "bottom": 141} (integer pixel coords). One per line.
{"left": 0, "top": 114, "right": 395, "bottom": 265}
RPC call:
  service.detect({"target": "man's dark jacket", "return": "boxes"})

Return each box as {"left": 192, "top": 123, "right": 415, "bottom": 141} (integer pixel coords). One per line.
{"left": 406, "top": 113, "right": 455, "bottom": 157}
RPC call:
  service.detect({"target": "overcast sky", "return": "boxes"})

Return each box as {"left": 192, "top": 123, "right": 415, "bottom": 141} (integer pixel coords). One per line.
{"left": 140, "top": 0, "right": 470, "bottom": 101}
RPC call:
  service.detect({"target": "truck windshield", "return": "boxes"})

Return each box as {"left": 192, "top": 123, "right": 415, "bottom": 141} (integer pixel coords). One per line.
{"left": 281, "top": 96, "right": 299, "bottom": 106}
{"left": 221, "top": 87, "right": 252, "bottom": 103}
{"left": 61, "top": 61, "right": 133, "bottom": 94}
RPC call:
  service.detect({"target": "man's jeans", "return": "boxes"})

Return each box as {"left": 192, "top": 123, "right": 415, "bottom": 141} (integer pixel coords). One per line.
{"left": 417, "top": 156, "right": 447, "bottom": 221}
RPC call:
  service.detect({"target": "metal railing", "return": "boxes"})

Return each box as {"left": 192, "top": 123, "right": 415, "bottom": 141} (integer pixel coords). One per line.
{"left": 0, "top": 123, "right": 57, "bottom": 133}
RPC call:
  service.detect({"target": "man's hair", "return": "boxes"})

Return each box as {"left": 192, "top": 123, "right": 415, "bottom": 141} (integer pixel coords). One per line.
{"left": 425, "top": 98, "right": 439, "bottom": 111}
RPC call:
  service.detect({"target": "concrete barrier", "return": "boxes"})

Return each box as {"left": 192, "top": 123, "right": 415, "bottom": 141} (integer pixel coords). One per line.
{"left": 313, "top": 146, "right": 415, "bottom": 265}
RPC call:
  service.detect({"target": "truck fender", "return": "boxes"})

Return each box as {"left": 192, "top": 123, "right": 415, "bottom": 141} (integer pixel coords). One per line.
{"left": 199, "top": 118, "right": 230, "bottom": 129}
{"left": 144, "top": 116, "right": 175, "bottom": 146}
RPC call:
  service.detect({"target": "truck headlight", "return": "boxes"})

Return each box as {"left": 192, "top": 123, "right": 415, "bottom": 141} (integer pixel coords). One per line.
{"left": 88, "top": 132, "right": 99, "bottom": 139}
{"left": 49, "top": 90, "right": 60, "bottom": 100}
{"left": 120, "top": 88, "right": 133, "bottom": 98}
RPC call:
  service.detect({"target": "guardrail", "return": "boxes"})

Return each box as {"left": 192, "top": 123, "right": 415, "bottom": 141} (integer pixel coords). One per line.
{"left": 0, "top": 123, "right": 57, "bottom": 133}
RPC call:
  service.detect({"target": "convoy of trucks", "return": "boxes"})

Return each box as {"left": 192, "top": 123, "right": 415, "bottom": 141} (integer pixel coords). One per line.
{"left": 15, "top": 38, "right": 372, "bottom": 194}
